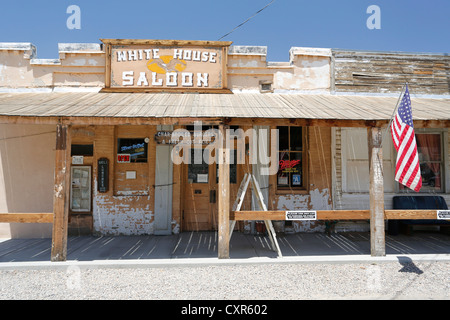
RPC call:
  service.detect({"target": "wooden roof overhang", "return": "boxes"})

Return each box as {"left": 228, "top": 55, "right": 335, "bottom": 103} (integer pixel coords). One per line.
{"left": 0, "top": 91, "right": 448, "bottom": 260}
{"left": 0, "top": 92, "right": 448, "bottom": 128}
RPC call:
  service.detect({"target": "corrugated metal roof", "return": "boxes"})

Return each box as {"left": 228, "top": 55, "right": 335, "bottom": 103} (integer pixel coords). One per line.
{"left": 0, "top": 92, "right": 448, "bottom": 120}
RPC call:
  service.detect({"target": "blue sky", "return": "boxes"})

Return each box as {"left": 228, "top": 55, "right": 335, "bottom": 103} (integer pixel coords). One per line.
{"left": 0, "top": 0, "right": 449, "bottom": 61}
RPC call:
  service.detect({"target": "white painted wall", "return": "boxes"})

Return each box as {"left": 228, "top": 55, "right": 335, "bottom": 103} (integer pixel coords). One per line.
{"left": 0, "top": 124, "right": 55, "bottom": 238}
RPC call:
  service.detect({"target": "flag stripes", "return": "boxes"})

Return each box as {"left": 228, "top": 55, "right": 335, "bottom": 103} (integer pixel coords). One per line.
{"left": 390, "top": 84, "right": 422, "bottom": 192}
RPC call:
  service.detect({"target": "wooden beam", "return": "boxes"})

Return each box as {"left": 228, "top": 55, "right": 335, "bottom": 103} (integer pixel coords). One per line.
{"left": 51, "top": 124, "right": 71, "bottom": 262}
{"left": 0, "top": 209, "right": 439, "bottom": 224}
{"left": 232, "top": 210, "right": 367, "bottom": 221}
{"left": 0, "top": 213, "right": 53, "bottom": 223}
{"left": 385, "top": 210, "right": 439, "bottom": 220}
{"left": 218, "top": 124, "right": 230, "bottom": 259}
{"left": 231, "top": 209, "right": 442, "bottom": 221}
{"left": 0, "top": 114, "right": 448, "bottom": 129}
{"left": 104, "top": 43, "right": 111, "bottom": 88}
{"left": 368, "top": 127, "right": 385, "bottom": 257}
{"left": 100, "top": 88, "right": 233, "bottom": 94}
{"left": 100, "top": 39, "right": 233, "bottom": 47}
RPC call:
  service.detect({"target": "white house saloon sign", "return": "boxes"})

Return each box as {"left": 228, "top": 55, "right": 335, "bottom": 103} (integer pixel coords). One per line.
{"left": 101, "top": 39, "right": 232, "bottom": 93}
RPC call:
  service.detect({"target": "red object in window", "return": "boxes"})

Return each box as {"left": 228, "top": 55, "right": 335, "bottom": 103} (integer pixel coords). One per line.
{"left": 117, "top": 154, "right": 130, "bottom": 163}
{"left": 279, "top": 159, "right": 300, "bottom": 171}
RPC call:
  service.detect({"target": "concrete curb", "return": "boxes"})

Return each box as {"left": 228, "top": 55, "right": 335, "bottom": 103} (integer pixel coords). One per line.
{"left": 1, "top": 253, "right": 449, "bottom": 271}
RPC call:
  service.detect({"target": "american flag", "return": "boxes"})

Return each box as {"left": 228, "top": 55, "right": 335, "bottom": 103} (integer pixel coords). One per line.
{"left": 390, "top": 84, "right": 422, "bottom": 192}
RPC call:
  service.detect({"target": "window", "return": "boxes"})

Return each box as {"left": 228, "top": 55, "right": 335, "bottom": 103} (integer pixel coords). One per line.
{"left": 259, "top": 80, "right": 273, "bottom": 93}
{"left": 216, "top": 149, "right": 237, "bottom": 184}
{"left": 71, "top": 144, "right": 93, "bottom": 156}
{"left": 341, "top": 128, "right": 395, "bottom": 193}
{"left": 339, "top": 128, "right": 447, "bottom": 195}
{"left": 399, "top": 132, "right": 444, "bottom": 193}
{"left": 277, "top": 126, "right": 305, "bottom": 190}
{"left": 185, "top": 125, "right": 239, "bottom": 184}
{"left": 70, "top": 166, "right": 91, "bottom": 212}
{"left": 187, "top": 149, "right": 209, "bottom": 184}
{"left": 117, "top": 138, "right": 148, "bottom": 163}
{"left": 114, "top": 126, "right": 150, "bottom": 196}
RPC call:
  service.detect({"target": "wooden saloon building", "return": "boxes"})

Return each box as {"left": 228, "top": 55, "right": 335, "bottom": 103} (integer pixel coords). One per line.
{"left": 0, "top": 40, "right": 449, "bottom": 261}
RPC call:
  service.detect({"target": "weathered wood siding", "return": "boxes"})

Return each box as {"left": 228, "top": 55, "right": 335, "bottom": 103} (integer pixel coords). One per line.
{"left": 333, "top": 50, "right": 450, "bottom": 95}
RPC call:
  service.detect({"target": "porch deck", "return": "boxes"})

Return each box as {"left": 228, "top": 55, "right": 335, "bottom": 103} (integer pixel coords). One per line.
{"left": 0, "top": 231, "right": 449, "bottom": 263}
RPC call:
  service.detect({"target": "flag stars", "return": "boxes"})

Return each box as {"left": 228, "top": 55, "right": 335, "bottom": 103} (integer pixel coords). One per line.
{"left": 398, "top": 87, "right": 414, "bottom": 127}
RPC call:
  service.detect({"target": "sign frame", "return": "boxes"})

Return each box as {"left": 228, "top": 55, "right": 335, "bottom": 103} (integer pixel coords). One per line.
{"left": 101, "top": 39, "right": 232, "bottom": 93}
{"left": 437, "top": 210, "right": 450, "bottom": 220}
{"left": 285, "top": 210, "right": 317, "bottom": 221}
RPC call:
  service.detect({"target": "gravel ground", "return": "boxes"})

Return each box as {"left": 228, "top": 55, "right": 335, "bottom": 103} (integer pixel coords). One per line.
{"left": 0, "top": 261, "right": 449, "bottom": 300}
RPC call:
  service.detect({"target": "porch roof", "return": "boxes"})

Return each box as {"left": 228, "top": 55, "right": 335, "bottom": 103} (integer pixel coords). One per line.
{"left": 0, "top": 92, "right": 448, "bottom": 126}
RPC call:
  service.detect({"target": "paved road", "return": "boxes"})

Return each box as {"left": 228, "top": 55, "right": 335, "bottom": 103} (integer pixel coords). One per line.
{"left": 1, "top": 259, "right": 449, "bottom": 300}
{"left": 1, "top": 232, "right": 449, "bottom": 302}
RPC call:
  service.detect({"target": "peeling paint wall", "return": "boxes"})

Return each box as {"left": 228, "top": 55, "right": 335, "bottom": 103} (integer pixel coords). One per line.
{"left": 93, "top": 193, "right": 154, "bottom": 236}
{"left": 269, "top": 127, "right": 333, "bottom": 233}
{"left": 0, "top": 43, "right": 331, "bottom": 93}
{"left": 90, "top": 125, "right": 157, "bottom": 236}
{"left": 59, "top": 125, "right": 159, "bottom": 236}
{"left": 228, "top": 46, "right": 331, "bottom": 93}
{"left": 274, "top": 188, "right": 331, "bottom": 233}
{"left": 0, "top": 43, "right": 104, "bottom": 91}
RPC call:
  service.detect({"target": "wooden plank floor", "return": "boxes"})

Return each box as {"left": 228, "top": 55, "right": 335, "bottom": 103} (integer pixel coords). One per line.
{"left": 0, "top": 231, "right": 449, "bottom": 262}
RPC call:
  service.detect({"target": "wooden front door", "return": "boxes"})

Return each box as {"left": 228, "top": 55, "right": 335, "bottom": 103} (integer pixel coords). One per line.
{"left": 183, "top": 148, "right": 217, "bottom": 231}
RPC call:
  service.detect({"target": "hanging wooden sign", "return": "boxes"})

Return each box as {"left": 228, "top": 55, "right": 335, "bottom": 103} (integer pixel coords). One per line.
{"left": 97, "top": 158, "right": 109, "bottom": 193}
{"left": 101, "top": 39, "right": 232, "bottom": 93}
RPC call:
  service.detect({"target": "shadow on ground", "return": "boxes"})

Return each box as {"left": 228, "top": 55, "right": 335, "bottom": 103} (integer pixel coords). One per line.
{"left": 0, "top": 231, "right": 449, "bottom": 262}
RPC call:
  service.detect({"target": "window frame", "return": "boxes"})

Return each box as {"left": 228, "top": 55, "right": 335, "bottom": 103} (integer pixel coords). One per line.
{"left": 275, "top": 126, "right": 308, "bottom": 193}
{"left": 116, "top": 137, "right": 148, "bottom": 163}
{"left": 340, "top": 128, "right": 448, "bottom": 195}
{"left": 113, "top": 126, "right": 151, "bottom": 196}
{"left": 395, "top": 128, "right": 447, "bottom": 194}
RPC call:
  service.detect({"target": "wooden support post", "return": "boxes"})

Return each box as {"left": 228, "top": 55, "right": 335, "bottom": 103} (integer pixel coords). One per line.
{"left": 51, "top": 124, "right": 71, "bottom": 262}
{"left": 218, "top": 124, "right": 230, "bottom": 259}
{"left": 368, "top": 127, "right": 385, "bottom": 257}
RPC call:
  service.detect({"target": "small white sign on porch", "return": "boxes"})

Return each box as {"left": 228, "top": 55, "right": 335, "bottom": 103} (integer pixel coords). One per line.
{"left": 437, "top": 210, "right": 450, "bottom": 220}
{"left": 72, "top": 156, "right": 83, "bottom": 165}
{"left": 286, "top": 210, "right": 317, "bottom": 221}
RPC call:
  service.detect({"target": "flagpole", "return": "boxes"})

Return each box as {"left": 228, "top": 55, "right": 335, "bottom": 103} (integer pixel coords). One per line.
{"left": 381, "top": 82, "right": 408, "bottom": 147}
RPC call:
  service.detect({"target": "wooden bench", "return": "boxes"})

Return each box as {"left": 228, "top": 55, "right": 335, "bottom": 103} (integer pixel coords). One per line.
{"left": 388, "top": 196, "right": 450, "bottom": 236}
